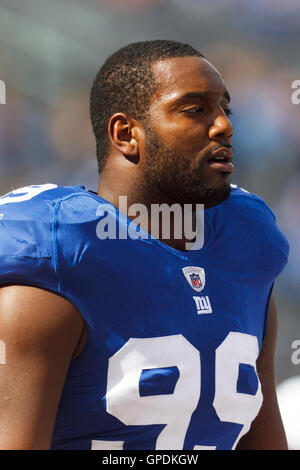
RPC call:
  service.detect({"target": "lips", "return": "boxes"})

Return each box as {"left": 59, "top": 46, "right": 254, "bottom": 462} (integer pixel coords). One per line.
{"left": 207, "top": 146, "right": 234, "bottom": 172}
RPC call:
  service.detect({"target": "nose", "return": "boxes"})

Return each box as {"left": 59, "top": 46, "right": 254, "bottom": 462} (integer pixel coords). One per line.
{"left": 208, "top": 113, "right": 234, "bottom": 142}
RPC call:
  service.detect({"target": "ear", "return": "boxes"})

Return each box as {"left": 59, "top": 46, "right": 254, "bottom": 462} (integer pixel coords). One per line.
{"left": 108, "top": 113, "right": 140, "bottom": 160}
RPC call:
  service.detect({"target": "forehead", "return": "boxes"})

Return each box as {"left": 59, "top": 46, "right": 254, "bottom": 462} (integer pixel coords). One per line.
{"left": 150, "top": 56, "right": 226, "bottom": 104}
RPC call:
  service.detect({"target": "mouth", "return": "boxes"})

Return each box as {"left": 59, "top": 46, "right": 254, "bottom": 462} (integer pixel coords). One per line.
{"left": 206, "top": 146, "right": 234, "bottom": 173}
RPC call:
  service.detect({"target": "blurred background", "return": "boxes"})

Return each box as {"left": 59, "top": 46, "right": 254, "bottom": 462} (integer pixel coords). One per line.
{"left": 0, "top": 0, "right": 299, "bottom": 448}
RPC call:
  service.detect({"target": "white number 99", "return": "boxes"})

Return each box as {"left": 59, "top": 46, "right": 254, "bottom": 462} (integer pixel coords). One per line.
{"left": 92, "top": 332, "right": 262, "bottom": 450}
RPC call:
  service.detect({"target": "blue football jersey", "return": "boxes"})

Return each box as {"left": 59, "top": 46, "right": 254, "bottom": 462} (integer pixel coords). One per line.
{"left": 0, "top": 183, "right": 289, "bottom": 450}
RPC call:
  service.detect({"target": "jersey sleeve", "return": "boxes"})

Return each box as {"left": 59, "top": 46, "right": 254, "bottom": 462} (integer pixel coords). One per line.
{"left": 0, "top": 185, "right": 60, "bottom": 292}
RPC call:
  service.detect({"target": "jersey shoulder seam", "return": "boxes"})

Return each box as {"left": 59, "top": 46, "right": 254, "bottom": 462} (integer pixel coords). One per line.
{"left": 51, "top": 190, "right": 99, "bottom": 293}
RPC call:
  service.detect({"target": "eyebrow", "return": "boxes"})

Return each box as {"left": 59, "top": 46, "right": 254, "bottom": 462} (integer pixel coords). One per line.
{"left": 176, "top": 90, "right": 231, "bottom": 103}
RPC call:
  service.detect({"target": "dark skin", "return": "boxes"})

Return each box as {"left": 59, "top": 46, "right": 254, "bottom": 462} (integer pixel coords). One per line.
{"left": 99, "top": 59, "right": 234, "bottom": 209}
{"left": 0, "top": 56, "right": 288, "bottom": 449}
{"left": 99, "top": 56, "right": 234, "bottom": 250}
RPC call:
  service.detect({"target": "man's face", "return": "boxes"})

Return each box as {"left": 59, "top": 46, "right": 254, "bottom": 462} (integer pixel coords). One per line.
{"left": 140, "top": 56, "right": 234, "bottom": 208}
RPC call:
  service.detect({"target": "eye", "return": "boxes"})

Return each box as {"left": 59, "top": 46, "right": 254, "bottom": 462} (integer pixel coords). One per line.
{"left": 182, "top": 105, "right": 205, "bottom": 114}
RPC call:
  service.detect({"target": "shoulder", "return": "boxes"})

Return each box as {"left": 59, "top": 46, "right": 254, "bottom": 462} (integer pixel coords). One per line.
{"left": 216, "top": 184, "right": 289, "bottom": 276}
{"left": 0, "top": 183, "right": 88, "bottom": 216}
{"left": 0, "top": 184, "right": 89, "bottom": 251}
{"left": 226, "top": 184, "right": 277, "bottom": 223}
{"left": 0, "top": 184, "right": 91, "bottom": 236}
{"left": 0, "top": 184, "right": 92, "bottom": 290}
{"left": 220, "top": 185, "right": 287, "bottom": 240}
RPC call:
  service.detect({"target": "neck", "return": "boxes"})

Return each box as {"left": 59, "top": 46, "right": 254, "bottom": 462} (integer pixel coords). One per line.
{"left": 97, "top": 167, "right": 200, "bottom": 252}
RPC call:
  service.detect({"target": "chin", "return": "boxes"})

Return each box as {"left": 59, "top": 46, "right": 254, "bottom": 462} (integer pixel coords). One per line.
{"left": 203, "top": 182, "right": 231, "bottom": 209}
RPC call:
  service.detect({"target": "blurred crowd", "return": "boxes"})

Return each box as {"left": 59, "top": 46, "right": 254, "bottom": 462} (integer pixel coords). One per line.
{"left": 0, "top": 0, "right": 299, "bottom": 424}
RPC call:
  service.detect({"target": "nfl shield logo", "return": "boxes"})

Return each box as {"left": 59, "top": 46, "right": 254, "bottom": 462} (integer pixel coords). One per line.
{"left": 182, "top": 266, "right": 205, "bottom": 292}
{"left": 190, "top": 273, "right": 202, "bottom": 289}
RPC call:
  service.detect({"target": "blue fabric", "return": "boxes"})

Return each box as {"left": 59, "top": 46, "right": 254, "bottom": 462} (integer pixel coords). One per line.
{"left": 237, "top": 364, "right": 259, "bottom": 396}
{"left": 139, "top": 367, "right": 180, "bottom": 397}
{"left": 0, "top": 184, "right": 289, "bottom": 450}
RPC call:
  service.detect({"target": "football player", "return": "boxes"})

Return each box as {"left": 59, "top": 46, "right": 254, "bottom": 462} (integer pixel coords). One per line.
{"left": 0, "top": 40, "right": 289, "bottom": 450}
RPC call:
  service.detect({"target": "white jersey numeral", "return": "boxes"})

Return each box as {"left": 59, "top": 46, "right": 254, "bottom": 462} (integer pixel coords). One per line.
{"left": 92, "top": 332, "right": 262, "bottom": 450}
{"left": 106, "top": 335, "right": 200, "bottom": 450}
{"left": 0, "top": 184, "right": 57, "bottom": 206}
{"left": 213, "top": 332, "right": 263, "bottom": 449}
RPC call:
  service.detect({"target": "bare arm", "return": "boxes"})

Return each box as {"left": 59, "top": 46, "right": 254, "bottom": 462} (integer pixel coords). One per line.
{"left": 236, "top": 294, "right": 288, "bottom": 450}
{"left": 0, "top": 285, "right": 85, "bottom": 449}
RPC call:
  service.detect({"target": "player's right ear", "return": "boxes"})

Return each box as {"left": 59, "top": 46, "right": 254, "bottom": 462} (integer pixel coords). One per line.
{"left": 108, "top": 113, "right": 141, "bottom": 162}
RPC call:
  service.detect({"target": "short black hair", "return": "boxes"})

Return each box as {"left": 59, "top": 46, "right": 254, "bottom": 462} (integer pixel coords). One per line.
{"left": 90, "top": 39, "right": 205, "bottom": 173}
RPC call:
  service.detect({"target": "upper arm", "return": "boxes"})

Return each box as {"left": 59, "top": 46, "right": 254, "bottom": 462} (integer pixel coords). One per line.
{"left": 0, "top": 285, "right": 85, "bottom": 450}
{"left": 236, "top": 294, "right": 288, "bottom": 450}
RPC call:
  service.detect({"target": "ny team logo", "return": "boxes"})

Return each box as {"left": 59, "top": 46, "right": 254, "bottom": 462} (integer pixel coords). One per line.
{"left": 182, "top": 266, "right": 205, "bottom": 293}
{"left": 182, "top": 267, "right": 213, "bottom": 314}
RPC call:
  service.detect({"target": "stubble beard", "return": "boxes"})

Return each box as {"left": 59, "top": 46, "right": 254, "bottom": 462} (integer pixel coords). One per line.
{"left": 139, "top": 123, "right": 232, "bottom": 209}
